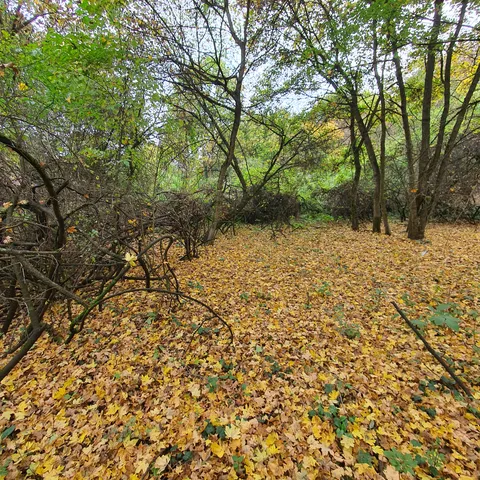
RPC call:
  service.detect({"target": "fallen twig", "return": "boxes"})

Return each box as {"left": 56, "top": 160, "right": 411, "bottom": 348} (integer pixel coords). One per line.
{"left": 392, "top": 301, "right": 473, "bottom": 399}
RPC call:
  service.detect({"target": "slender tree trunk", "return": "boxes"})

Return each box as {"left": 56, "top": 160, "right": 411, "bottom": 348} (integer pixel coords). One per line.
{"left": 390, "top": 27, "right": 424, "bottom": 240}
{"left": 349, "top": 108, "right": 361, "bottom": 231}
{"left": 407, "top": 206, "right": 425, "bottom": 240}
{"left": 203, "top": 2, "right": 250, "bottom": 244}
{"left": 380, "top": 161, "right": 391, "bottom": 235}
{"left": 408, "top": 1, "right": 443, "bottom": 240}
{"left": 205, "top": 159, "right": 230, "bottom": 243}
{"left": 351, "top": 95, "right": 382, "bottom": 233}
{"left": 373, "top": 20, "right": 391, "bottom": 235}
{"left": 351, "top": 166, "right": 361, "bottom": 231}
{"left": 372, "top": 178, "right": 382, "bottom": 233}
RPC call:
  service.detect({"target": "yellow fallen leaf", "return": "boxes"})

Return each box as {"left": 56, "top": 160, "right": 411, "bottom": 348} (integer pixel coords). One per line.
{"left": 303, "top": 455, "right": 317, "bottom": 468}
{"left": 10, "top": 402, "right": 27, "bottom": 419}
{"left": 210, "top": 441, "right": 225, "bottom": 458}
{"left": 42, "top": 473, "right": 60, "bottom": 480}
{"left": 329, "top": 390, "right": 340, "bottom": 401}
{"left": 312, "top": 422, "right": 322, "bottom": 440}
{"left": 340, "top": 435, "right": 355, "bottom": 451}
{"left": 135, "top": 459, "right": 150, "bottom": 474}
{"left": 267, "top": 443, "right": 280, "bottom": 455}
{"left": 188, "top": 383, "right": 201, "bottom": 398}
{"left": 106, "top": 403, "right": 120, "bottom": 416}
{"left": 351, "top": 424, "right": 364, "bottom": 439}
{"left": 124, "top": 252, "right": 137, "bottom": 267}
{"left": 123, "top": 437, "right": 138, "bottom": 448}
{"left": 252, "top": 448, "right": 268, "bottom": 463}
{"left": 53, "top": 387, "right": 67, "bottom": 400}
{"left": 149, "top": 429, "right": 162, "bottom": 441}
{"left": 372, "top": 445, "right": 384, "bottom": 455}
{"left": 384, "top": 465, "right": 400, "bottom": 480}
{"left": 265, "top": 432, "right": 278, "bottom": 446}
{"left": 331, "top": 467, "right": 346, "bottom": 479}
{"left": 2, "top": 409, "right": 15, "bottom": 420}
{"left": 153, "top": 455, "right": 170, "bottom": 472}
{"left": 225, "top": 424, "right": 241, "bottom": 440}
{"left": 355, "top": 463, "right": 374, "bottom": 474}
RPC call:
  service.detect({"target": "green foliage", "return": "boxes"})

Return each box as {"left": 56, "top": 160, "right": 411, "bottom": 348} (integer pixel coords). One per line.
{"left": 333, "top": 304, "right": 360, "bottom": 339}
{"left": 308, "top": 402, "right": 355, "bottom": 438}
{"left": 219, "top": 359, "right": 234, "bottom": 372}
{"left": 206, "top": 376, "right": 219, "bottom": 393}
{"left": 357, "top": 450, "right": 372, "bottom": 465}
{"left": 0, "top": 459, "right": 11, "bottom": 476}
{"left": 151, "top": 446, "right": 193, "bottom": 475}
{"left": 338, "top": 322, "right": 360, "bottom": 339}
{"left": 427, "top": 303, "right": 462, "bottom": 331}
{"left": 263, "top": 354, "right": 292, "bottom": 378}
{"left": 324, "top": 383, "right": 335, "bottom": 394}
{"left": 240, "top": 292, "right": 250, "bottom": 301}
{"left": 0, "top": 426, "right": 14, "bottom": 441}
{"left": 316, "top": 281, "right": 332, "bottom": 296}
{"left": 187, "top": 281, "right": 204, "bottom": 291}
{"left": 232, "top": 455, "right": 245, "bottom": 474}
{"left": 401, "top": 293, "right": 415, "bottom": 307}
{"left": 383, "top": 448, "right": 418, "bottom": 474}
{"left": 202, "top": 421, "right": 227, "bottom": 440}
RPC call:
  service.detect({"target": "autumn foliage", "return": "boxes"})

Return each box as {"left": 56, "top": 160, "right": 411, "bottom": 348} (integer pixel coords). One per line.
{"left": 1, "top": 223, "right": 479, "bottom": 479}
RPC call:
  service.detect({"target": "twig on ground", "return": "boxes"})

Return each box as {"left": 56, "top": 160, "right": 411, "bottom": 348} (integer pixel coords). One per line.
{"left": 392, "top": 301, "right": 473, "bottom": 399}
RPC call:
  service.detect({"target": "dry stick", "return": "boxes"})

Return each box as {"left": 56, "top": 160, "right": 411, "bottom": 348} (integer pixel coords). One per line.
{"left": 392, "top": 302, "right": 473, "bottom": 399}
{"left": 102, "top": 288, "right": 234, "bottom": 346}
{"left": 141, "top": 445, "right": 172, "bottom": 480}
{"left": 185, "top": 314, "right": 216, "bottom": 357}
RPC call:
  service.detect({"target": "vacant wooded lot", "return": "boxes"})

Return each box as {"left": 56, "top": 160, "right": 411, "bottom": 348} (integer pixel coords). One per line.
{"left": 1, "top": 0, "right": 480, "bottom": 478}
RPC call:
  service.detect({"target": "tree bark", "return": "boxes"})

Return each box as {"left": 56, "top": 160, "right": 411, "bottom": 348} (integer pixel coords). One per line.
{"left": 351, "top": 97, "right": 382, "bottom": 233}
{"left": 203, "top": 1, "right": 250, "bottom": 243}
{"left": 373, "top": 20, "right": 391, "bottom": 235}
{"left": 349, "top": 107, "right": 361, "bottom": 231}
{"left": 0, "top": 325, "right": 46, "bottom": 382}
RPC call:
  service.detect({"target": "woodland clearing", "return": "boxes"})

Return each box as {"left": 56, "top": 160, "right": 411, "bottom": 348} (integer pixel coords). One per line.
{"left": 0, "top": 223, "right": 479, "bottom": 479}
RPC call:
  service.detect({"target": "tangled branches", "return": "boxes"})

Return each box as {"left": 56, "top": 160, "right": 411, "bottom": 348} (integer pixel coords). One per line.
{"left": 0, "top": 135, "right": 231, "bottom": 381}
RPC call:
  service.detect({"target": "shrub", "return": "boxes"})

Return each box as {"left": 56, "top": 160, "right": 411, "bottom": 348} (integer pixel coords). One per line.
{"left": 237, "top": 188, "right": 300, "bottom": 225}
{"left": 316, "top": 181, "right": 373, "bottom": 221}
{"left": 155, "top": 192, "right": 210, "bottom": 259}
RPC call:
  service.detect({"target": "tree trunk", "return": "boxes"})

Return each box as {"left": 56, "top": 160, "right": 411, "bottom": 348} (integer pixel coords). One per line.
{"left": 372, "top": 179, "right": 382, "bottom": 233}
{"left": 380, "top": 163, "right": 391, "bottom": 235}
{"left": 349, "top": 108, "right": 361, "bottom": 231}
{"left": 408, "top": 215, "right": 427, "bottom": 240}
{"left": 407, "top": 192, "right": 428, "bottom": 240}
{"left": 373, "top": 22, "right": 391, "bottom": 236}
{"left": 204, "top": 160, "right": 229, "bottom": 244}
{"left": 0, "top": 326, "right": 46, "bottom": 382}
{"left": 351, "top": 94, "right": 382, "bottom": 233}
{"left": 351, "top": 164, "right": 361, "bottom": 231}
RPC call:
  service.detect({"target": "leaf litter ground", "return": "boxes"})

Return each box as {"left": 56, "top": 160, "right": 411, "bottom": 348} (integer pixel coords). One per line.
{"left": 1, "top": 223, "right": 479, "bottom": 479}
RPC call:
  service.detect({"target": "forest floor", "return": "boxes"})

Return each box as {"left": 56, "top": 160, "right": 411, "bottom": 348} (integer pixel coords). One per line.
{"left": 1, "top": 222, "right": 479, "bottom": 480}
